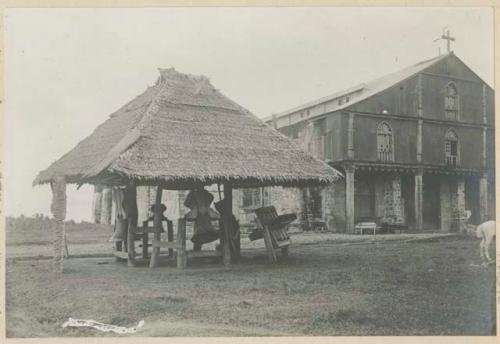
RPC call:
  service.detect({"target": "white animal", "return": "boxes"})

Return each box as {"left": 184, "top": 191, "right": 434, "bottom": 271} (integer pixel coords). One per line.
{"left": 476, "top": 221, "right": 496, "bottom": 263}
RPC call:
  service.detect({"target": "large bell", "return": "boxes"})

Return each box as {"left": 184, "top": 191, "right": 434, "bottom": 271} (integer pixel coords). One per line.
{"left": 110, "top": 218, "right": 128, "bottom": 242}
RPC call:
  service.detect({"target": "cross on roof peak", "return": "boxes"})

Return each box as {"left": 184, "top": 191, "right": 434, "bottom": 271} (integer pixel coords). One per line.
{"left": 434, "top": 28, "right": 456, "bottom": 54}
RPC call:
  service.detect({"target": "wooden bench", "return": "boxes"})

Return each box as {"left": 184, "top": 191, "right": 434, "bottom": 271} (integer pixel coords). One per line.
{"left": 254, "top": 206, "right": 296, "bottom": 262}
{"left": 112, "top": 217, "right": 174, "bottom": 263}
{"left": 354, "top": 221, "right": 379, "bottom": 235}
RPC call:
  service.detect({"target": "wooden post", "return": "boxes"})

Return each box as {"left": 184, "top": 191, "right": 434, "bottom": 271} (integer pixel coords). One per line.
{"left": 167, "top": 220, "right": 174, "bottom": 257}
{"left": 149, "top": 186, "right": 163, "bottom": 268}
{"left": 50, "top": 175, "right": 66, "bottom": 273}
{"left": 142, "top": 224, "right": 149, "bottom": 259}
{"left": 222, "top": 183, "right": 233, "bottom": 266}
{"left": 177, "top": 218, "right": 187, "bottom": 268}
{"left": 100, "top": 188, "right": 112, "bottom": 225}
{"left": 345, "top": 165, "right": 355, "bottom": 234}
{"left": 415, "top": 170, "right": 423, "bottom": 232}
{"left": 125, "top": 184, "right": 138, "bottom": 267}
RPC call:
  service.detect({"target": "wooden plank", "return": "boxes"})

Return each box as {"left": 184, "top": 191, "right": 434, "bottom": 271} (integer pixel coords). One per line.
{"left": 177, "top": 218, "right": 187, "bottom": 269}
{"left": 149, "top": 186, "right": 163, "bottom": 268}
{"left": 142, "top": 233, "right": 148, "bottom": 259}
{"left": 152, "top": 240, "right": 178, "bottom": 249}
{"left": 126, "top": 185, "right": 137, "bottom": 267}
{"left": 263, "top": 225, "right": 277, "bottom": 263}
{"left": 187, "top": 251, "right": 222, "bottom": 259}
{"left": 167, "top": 220, "right": 174, "bottom": 257}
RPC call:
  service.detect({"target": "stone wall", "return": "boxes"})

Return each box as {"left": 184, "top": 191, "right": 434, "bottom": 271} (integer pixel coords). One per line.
{"left": 438, "top": 177, "right": 467, "bottom": 232}
{"left": 451, "top": 179, "right": 466, "bottom": 232}
{"left": 383, "top": 175, "right": 404, "bottom": 224}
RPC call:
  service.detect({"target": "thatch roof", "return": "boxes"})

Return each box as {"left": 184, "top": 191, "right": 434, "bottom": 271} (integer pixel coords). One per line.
{"left": 34, "top": 68, "right": 342, "bottom": 189}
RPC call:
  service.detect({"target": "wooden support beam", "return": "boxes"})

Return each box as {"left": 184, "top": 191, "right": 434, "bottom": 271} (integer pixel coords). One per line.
{"left": 149, "top": 186, "right": 164, "bottom": 268}
{"left": 125, "top": 184, "right": 138, "bottom": 267}
{"left": 50, "top": 175, "right": 67, "bottom": 273}
{"left": 222, "top": 183, "right": 233, "bottom": 266}
{"left": 177, "top": 218, "right": 187, "bottom": 269}
{"left": 167, "top": 220, "right": 174, "bottom": 257}
{"left": 142, "top": 233, "right": 148, "bottom": 259}
{"left": 263, "top": 226, "right": 277, "bottom": 263}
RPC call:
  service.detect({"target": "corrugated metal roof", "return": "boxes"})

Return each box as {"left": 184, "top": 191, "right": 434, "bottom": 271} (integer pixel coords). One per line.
{"left": 265, "top": 53, "right": 451, "bottom": 124}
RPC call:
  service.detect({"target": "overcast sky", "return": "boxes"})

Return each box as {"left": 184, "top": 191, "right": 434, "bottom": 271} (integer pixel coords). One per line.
{"left": 4, "top": 7, "right": 494, "bottom": 221}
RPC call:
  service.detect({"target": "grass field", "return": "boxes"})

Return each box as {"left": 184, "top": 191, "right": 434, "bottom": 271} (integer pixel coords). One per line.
{"left": 5, "top": 225, "right": 496, "bottom": 337}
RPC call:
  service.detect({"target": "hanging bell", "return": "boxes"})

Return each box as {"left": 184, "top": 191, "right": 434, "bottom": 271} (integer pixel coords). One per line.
{"left": 110, "top": 218, "right": 128, "bottom": 242}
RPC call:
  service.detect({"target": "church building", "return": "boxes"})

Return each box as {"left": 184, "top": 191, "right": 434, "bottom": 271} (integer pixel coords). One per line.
{"left": 263, "top": 52, "right": 495, "bottom": 232}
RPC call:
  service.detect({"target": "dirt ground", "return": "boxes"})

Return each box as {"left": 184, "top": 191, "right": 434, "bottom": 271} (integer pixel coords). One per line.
{"left": 5, "top": 232, "right": 496, "bottom": 337}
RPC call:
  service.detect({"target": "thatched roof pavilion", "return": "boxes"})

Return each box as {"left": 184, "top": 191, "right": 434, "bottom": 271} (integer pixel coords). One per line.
{"left": 34, "top": 68, "right": 340, "bottom": 189}
{"left": 34, "top": 68, "right": 341, "bottom": 271}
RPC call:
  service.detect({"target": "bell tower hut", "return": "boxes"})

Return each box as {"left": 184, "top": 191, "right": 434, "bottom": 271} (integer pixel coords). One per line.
{"left": 33, "top": 68, "right": 342, "bottom": 272}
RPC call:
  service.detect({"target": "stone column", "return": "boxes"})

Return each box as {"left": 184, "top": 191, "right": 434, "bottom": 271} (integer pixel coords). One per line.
{"left": 91, "top": 185, "right": 103, "bottom": 224}
{"left": 299, "top": 187, "right": 311, "bottom": 231}
{"left": 414, "top": 170, "right": 423, "bottom": 232}
{"left": 50, "top": 175, "right": 66, "bottom": 273}
{"left": 321, "top": 184, "right": 336, "bottom": 231}
{"left": 440, "top": 178, "right": 451, "bottom": 232}
{"left": 479, "top": 174, "right": 489, "bottom": 222}
{"left": 384, "top": 175, "right": 403, "bottom": 224}
{"left": 100, "top": 188, "right": 112, "bottom": 225}
{"left": 345, "top": 165, "right": 355, "bottom": 233}
{"left": 456, "top": 179, "right": 466, "bottom": 232}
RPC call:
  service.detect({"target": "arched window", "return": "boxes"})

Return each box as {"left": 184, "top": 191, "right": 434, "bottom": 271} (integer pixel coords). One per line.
{"left": 445, "top": 82, "right": 459, "bottom": 120}
{"left": 377, "top": 121, "right": 394, "bottom": 161}
{"left": 445, "top": 129, "right": 460, "bottom": 166}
